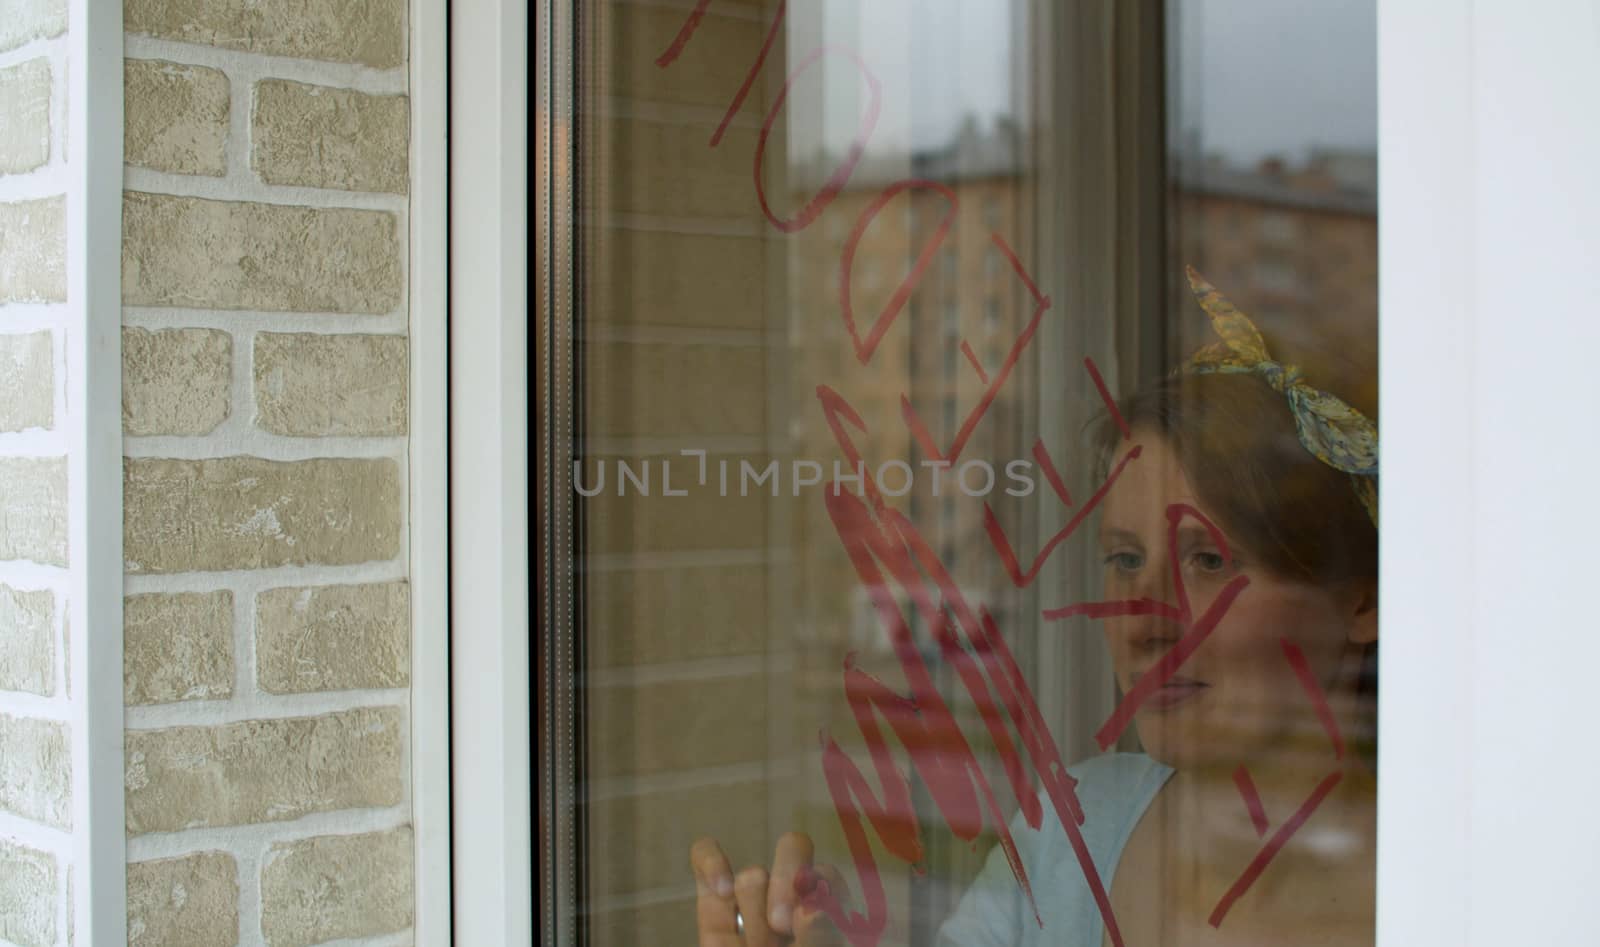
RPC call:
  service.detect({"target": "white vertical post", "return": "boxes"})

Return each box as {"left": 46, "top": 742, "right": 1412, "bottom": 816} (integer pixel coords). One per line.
{"left": 1379, "top": 3, "right": 1600, "bottom": 944}
{"left": 450, "top": 0, "right": 532, "bottom": 941}
{"left": 1460, "top": 2, "right": 1600, "bottom": 943}
{"left": 1376, "top": 4, "right": 1474, "bottom": 944}
{"left": 410, "top": 0, "right": 453, "bottom": 941}
{"left": 67, "top": 0, "right": 125, "bottom": 940}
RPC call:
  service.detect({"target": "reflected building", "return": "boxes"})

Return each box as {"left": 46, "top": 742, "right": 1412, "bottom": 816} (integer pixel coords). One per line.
{"left": 786, "top": 127, "right": 1378, "bottom": 657}
{"left": 786, "top": 119, "right": 1032, "bottom": 656}
{"left": 1176, "top": 148, "right": 1379, "bottom": 332}
{"left": 780, "top": 131, "right": 1379, "bottom": 937}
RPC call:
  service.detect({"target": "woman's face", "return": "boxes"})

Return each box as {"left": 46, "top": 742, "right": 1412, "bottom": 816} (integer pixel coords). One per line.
{"left": 1096, "top": 429, "right": 1374, "bottom": 771}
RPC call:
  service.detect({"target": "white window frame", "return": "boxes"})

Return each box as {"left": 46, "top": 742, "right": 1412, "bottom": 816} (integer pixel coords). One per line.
{"left": 448, "top": 0, "right": 533, "bottom": 942}
{"left": 410, "top": 0, "right": 453, "bottom": 940}
{"left": 1377, "top": 2, "right": 1600, "bottom": 942}
{"left": 446, "top": 1, "right": 1600, "bottom": 944}
{"left": 74, "top": 0, "right": 127, "bottom": 938}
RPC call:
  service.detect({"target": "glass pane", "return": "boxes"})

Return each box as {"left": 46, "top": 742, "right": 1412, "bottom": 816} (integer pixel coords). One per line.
{"left": 566, "top": 0, "right": 1377, "bottom": 943}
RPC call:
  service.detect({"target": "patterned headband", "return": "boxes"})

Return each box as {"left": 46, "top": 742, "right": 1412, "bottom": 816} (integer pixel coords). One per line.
{"left": 1180, "top": 266, "right": 1379, "bottom": 528}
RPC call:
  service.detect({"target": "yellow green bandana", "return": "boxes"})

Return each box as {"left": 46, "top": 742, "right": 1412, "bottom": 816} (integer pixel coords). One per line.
{"left": 1181, "top": 266, "right": 1379, "bottom": 528}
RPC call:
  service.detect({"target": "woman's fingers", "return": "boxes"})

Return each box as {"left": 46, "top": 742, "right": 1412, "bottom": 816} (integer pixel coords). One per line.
{"left": 793, "top": 863, "right": 850, "bottom": 947}
{"left": 691, "top": 836, "right": 736, "bottom": 899}
{"left": 793, "top": 908, "right": 846, "bottom": 947}
{"left": 816, "top": 863, "right": 849, "bottom": 907}
{"left": 734, "top": 865, "right": 774, "bottom": 946}
{"left": 690, "top": 837, "right": 739, "bottom": 946}
{"left": 767, "top": 832, "right": 815, "bottom": 935}
{"left": 691, "top": 833, "right": 834, "bottom": 946}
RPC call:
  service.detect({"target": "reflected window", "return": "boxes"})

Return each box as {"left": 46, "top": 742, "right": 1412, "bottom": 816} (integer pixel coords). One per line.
{"left": 556, "top": 0, "right": 1379, "bottom": 944}
{"left": 1260, "top": 210, "right": 1298, "bottom": 244}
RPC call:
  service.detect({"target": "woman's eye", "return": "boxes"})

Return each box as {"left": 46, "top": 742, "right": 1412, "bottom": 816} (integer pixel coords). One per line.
{"left": 1104, "top": 551, "right": 1144, "bottom": 573}
{"left": 1189, "top": 550, "right": 1228, "bottom": 573}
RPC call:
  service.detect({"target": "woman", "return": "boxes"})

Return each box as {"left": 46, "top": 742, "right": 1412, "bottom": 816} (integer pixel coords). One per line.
{"left": 691, "top": 269, "right": 1380, "bottom": 946}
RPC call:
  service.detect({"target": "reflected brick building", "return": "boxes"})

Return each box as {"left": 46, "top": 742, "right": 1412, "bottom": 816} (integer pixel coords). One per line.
{"left": 777, "top": 130, "right": 1380, "bottom": 941}
{"left": 787, "top": 130, "right": 1379, "bottom": 655}
{"left": 1176, "top": 149, "right": 1379, "bottom": 333}
{"left": 786, "top": 124, "right": 1034, "bottom": 655}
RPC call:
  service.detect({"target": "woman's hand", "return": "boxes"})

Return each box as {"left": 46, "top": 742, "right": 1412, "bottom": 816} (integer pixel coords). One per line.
{"left": 689, "top": 832, "right": 847, "bottom": 946}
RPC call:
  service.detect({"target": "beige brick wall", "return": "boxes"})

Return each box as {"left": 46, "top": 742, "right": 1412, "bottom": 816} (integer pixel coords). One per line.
{"left": 0, "top": 838, "right": 57, "bottom": 946}
{"left": 126, "top": 852, "right": 239, "bottom": 947}
{"left": 123, "top": 59, "right": 228, "bottom": 176}
{"left": 121, "top": 326, "right": 231, "bottom": 436}
{"left": 252, "top": 80, "right": 409, "bottom": 194}
{"left": 0, "top": 0, "right": 64, "bottom": 54}
{"left": 123, "top": 456, "right": 401, "bottom": 573}
{"left": 0, "top": 583, "right": 54, "bottom": 695}
{"left": 0, "top": 58, "right": 51, "bottom": 174}
{"left": 123, "top": 592, "right": 234, "bottom": 705}
{"left": 259, "top": 828, "right": 414, "bottom": 946}
{"left": 0, "top": 196, "right": 67, "bottom": 303}
{"left": 0, "top": 2, "right": 72, "bottom": 939}
{"left": 255, "top": 582, "right": 409, "bottom": 693}
{"left": 125, "top": 0, "right": 405, "bottom": 70}
{"left": 0, "top": 713, "right": 69, "bottom": 829}
{"left": 0, "top": 457, "right": 65, "bottom": 565}
{"left": 122, "top": 192, "right": 402, "bottom": 312}
{"left": 253, "top": 332, "right": 408, "bottom": 436}
{"left": 125, "top": 707, "right": 404, "bottom": 835}
{"left": 121, "top": 0, "right": 413, "bottom": 941}
{"left": 0, "top": 330, "right": 55, "bottom": 432}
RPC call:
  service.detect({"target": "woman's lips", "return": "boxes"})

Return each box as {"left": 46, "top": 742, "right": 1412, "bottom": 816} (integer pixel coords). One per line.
{"left": 1140, "top": 677, "right": 1210, "bottom": 710}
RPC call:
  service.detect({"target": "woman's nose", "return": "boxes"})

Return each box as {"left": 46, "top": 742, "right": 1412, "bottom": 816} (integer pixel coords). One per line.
{"left": 1130, "top": 553, "right": 1177, "bottom": 605}
{"left": 1126, "top": 612, "right": 1182, "bottom": 653}
{"left": 1116, "top": 558, "right": 1183, "bottom": 649}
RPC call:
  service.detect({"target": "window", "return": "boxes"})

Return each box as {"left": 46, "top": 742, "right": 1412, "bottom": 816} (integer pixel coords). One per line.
{"left": 1260, "top": 210, "right": 1298, "bottom": 244}
{"left": 541, "top": 2, "right": 1380, "bottom": 944}
{"left": 1254, "top": 257, "right": 1300, "bottom": 294}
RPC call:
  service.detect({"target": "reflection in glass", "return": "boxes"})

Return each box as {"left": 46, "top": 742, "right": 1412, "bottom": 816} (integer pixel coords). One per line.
{"left": 568, "top": 0, "right": 1377, "bottom": 943}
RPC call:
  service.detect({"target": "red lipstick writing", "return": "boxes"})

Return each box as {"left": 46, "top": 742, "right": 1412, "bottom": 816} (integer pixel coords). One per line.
{"left": 652, "top": 5, "right": 1357, "bottom": 942}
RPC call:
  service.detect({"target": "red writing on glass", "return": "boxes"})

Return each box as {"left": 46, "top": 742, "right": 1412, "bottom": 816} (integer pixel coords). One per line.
{"left": 901, "top": 234, "right": 1049, "bottom": 466}
{"left": 657, "top": 8, "right": 1133, "bottom": 942}
{"left": 839, "top": 180, "right": 957, "bottom": 365}
{"left": 653, "top": 5, "right": 1353, "bottom": 942}
{"left": 814, "top": 483, "right": 1126, "bottom": 946}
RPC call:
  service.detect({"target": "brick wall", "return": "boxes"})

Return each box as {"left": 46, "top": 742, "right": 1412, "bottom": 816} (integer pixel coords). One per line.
{"left": 0, "top": 0, "right": 74, "bottom": 942}
{"left": 120, "top": 0, "right": 414, "bottom": 942}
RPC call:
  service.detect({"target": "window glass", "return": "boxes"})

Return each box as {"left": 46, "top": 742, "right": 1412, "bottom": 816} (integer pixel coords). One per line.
{"left": 566, "top": 0, "right": 1377, "bottom": 943}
